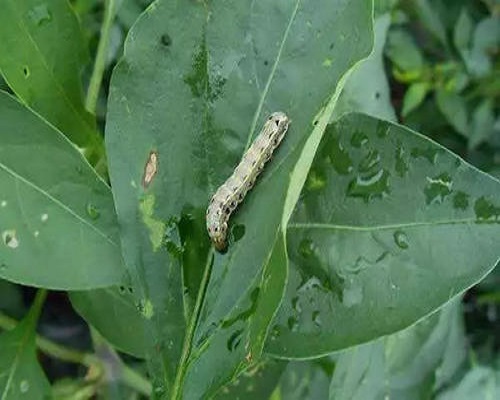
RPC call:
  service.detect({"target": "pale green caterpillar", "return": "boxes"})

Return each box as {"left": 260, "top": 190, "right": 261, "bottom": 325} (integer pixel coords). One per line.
{"left": 206, "top": 112, "right": 291, "bottom": 251}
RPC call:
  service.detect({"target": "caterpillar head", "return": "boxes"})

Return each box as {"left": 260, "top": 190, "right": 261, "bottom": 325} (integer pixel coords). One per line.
{"left": 207, "top": 219, "right": 228, "bottom": 251}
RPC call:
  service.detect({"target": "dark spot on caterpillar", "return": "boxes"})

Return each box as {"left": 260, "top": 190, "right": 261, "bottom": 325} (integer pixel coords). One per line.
{"left": 220, "top": 202, "right": 224, "bottom": 207}
{"left": 225, "top": 208, "right": 230, "bottom": 214}
{"left": 275, "top": 120, "right": 279, "bottom": 127}
{"left": 251, "top": 159, "right": 257, "bottom": 166}
{"left": 238, "top": 193, "right": 244, "bottom": 200}
{"left": 313, "top": 120, "right": 318, "bottom": 126}
{"left": 160, "top": 34, "right": 172, "bottom": 47}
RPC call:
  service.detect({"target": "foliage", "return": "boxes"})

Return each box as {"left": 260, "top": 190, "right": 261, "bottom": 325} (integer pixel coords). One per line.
{"left": 0, "top": 0, "right": 498, "bottom": 398}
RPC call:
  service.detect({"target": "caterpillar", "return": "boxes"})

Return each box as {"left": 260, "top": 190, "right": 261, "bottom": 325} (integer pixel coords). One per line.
{"left": 206, "top": 112, "right": 291, "bottom": 251}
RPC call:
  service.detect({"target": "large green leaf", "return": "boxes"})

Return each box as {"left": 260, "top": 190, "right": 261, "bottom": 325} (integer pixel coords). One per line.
{"left": 0, "top": 91, "right": 123, "bottom": 289}
{"left": 266, "top": 113, "right": 500, "bottom": 358}
{"left": 0, "top": 292, "right": 50, "bottom": 399}
{"left": 0, "top": 0, "right": 99, "bottom": 148}
{"left": 329, "top": 300, "right": 465, "bottom": 400}
{"left": 106, "top": 0, "right": 373, "bottom": 397}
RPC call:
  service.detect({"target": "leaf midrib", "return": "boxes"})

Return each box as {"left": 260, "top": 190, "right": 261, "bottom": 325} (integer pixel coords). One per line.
{"left": 287, "top": 218, "right": 499, "bottom": 232}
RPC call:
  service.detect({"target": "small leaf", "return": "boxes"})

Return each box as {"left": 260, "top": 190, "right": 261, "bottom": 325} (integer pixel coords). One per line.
{"left": 385, "top": 29, "right": 424, "bottom": 73}
{"left": 453, "top": 8, "right": 473, "bottom": 54}
{"left": 469, "top": 99, "right": 495, "bottom": 150}
{"left": 402, "top": 82, "right": 430, "bottom": 117}
{"left": 0, "top": 292, "right": 50, "bottom": 399}
{"left": 435, "top": 89, "right": 468, "bottom": 136}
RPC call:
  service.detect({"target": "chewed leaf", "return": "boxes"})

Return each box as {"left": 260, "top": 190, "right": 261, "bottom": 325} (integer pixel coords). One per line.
{"left": 266, "top": 113, "right": 500, "bottom": 358}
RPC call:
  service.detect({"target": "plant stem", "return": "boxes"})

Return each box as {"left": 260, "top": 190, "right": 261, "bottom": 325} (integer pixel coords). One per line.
{"left": 85, "top": 0, "right": 116, "bottom": 114}
{"left": 0, "top": 310, "right": 152, "bottom": 396}
{"left": 171, "top": 248, "right": 214, "bottom": 399}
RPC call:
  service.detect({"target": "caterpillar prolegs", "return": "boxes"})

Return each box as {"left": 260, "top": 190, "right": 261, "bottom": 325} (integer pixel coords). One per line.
{"left": 206, "top": 112, "right": 291, "bottom": 251}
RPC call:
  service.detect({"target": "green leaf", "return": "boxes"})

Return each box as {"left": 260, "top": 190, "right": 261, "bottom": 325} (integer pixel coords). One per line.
{"left": 469, "top": 99, "right": 495, "bottom": 150}
{"left": 329, "top": 300, "right": 465, "bottom": 399}
{"left": 436, "top": 365, "right": 500, "bottom": 400}
{"left": 0, "top": 291, "right": 50, "bottom": 399}
{"left": 385, "top": 29, "right": 424, "bottom": 74}
{"left": 0, "top": 91, "right": 123, "bottom": 289}
{"left": 453, "top": 8, "right": 473, "bottom": 54}
{"left": 266, "top": 113, "right": 500, "bottom": 358}
{"left": 412, "top": 0, "right": 448, "bottom": 49}
{"left": 436, "top": 89, "right": 469, "bottom": 136}
{"left": 275, "top": 358, "right": 334, "bottom": 400}
{"left": 465, "top": 17, "right": 500, "bottom": 78}
{"left": 0, "top": 0, "right": 99, "bottom": 147}
{"left": 402, "top": 82, "right": 430, "bottom": 117}
{"left": 333, "top": 14, "right": 396, "bottom": 122}
{"left": 69, "top": 287, "right": 148, "bottom": 358}
{"left": 105, "top": 0, "right": 373, "bottom": 397}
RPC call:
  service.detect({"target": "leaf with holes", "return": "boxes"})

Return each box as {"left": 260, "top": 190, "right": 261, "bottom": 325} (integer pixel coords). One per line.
{"left": 105, "top": 0, "right": 373, "bottom": 397}
{"left": 266, "top": 113, "right": 500, "bottom": 358}
{"left": 0, "top": 91, "right": 124, "bottom": 289}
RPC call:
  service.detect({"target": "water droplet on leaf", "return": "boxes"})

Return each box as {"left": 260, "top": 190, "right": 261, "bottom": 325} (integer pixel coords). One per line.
{"left": 393, "top": 231, "right": 409, "bottom": 249}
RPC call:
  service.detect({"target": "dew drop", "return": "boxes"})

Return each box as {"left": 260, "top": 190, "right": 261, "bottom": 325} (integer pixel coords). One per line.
{"left": 347, "top": 169, "right": 390, "bottom": 202}
{"left": 350, "top": 131, "right": 368, "bottom": 148}
{"left": 298, "top": 238, "right": 315, "bottom": 258}
{"left": 312, "top": 310, "right": 322, "bottom": 327}
{"left": 342, "top": 282, "right": 363, "bottom": 308}
{"left": 291, "top": 296, "right": 302, "bottom": 313}
{"left": 395, "top": 145, "right": 409, "bottom": 177}
{"left": 41, "top": 213, "right": 48, "bottom": 222}
{"left": 393, "top": 230, "right": 409, "bottom": 249}
{"left": 28, "top": 5, "right": 52, "bottom": 25}
{"left": 34, "top": 231, "right": 40, "bottom": 238}
{"left": 424, "top": 173, "right": 452, "bottom": 204}
{"left": 358, "top": 150, "right": 381, "bottom": 173}
{"left": 1, "top": 200, "right": 7, "bottom": 207}
{"left": 453, "top": 191, "right": 469, "bottom": 210}
{"left": 411, "top": 147, "right": 442, "bottom": 164}
{"left": 287, "top": 316, "right": 299, "bottom": 332}
{"left": 474, "top": 197, "right": 500, "bottom": 221}
{"left": 86, "top": 203, "right": 100, "bottom": 220}
{"left": 227, "top": 329, "right": 243, "bottom": 351}
{"left": 328, "top": 135, "right": 353, "bottom": 175}
{"left": 2, "top": 230, "right": 19, "bottom": 249}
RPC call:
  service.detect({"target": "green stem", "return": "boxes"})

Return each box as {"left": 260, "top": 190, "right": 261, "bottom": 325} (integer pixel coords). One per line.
{"left": 85, "top": 0, "right": 116, "bottom": 114}
{"left": 0, "top": 309, "right": 151, "bottom": 396}
{"left": 171, "top": 248, "right": 214, "bottom": 399}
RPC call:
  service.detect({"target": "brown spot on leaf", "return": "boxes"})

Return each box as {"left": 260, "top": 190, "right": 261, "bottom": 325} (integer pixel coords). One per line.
{"left": 142, "top": 150, "right": 158, "bottom": 188}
